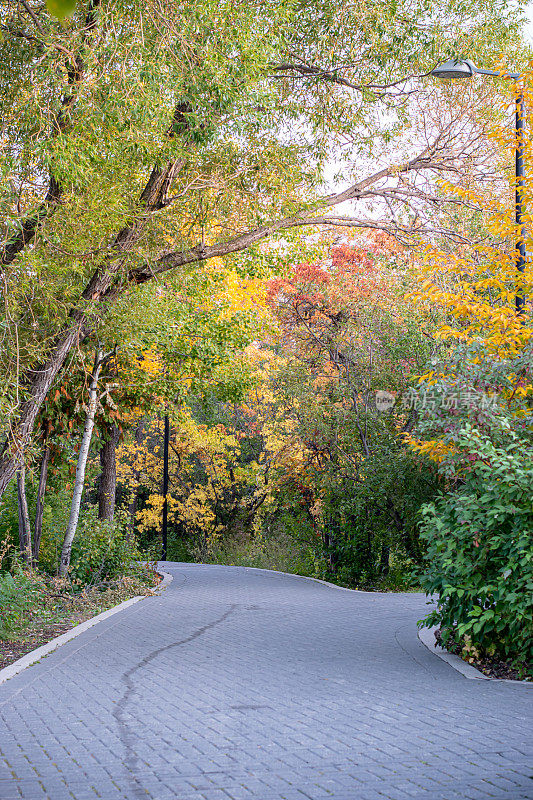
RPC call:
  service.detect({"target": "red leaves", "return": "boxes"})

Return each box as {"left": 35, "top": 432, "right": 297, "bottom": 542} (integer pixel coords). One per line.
{"left": 267, "top": 240, "right": 392, "bottom": 338}
{"left": 292, "top": 263, "right": 331, "bottom": 285}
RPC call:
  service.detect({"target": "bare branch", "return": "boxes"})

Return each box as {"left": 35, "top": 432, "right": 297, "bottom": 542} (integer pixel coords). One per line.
{"left": 20, "top": 0, "right": 45, "bottom": 34}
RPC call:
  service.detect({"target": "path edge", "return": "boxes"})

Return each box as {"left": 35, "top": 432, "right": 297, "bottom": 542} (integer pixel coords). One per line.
{"left": 0, "top": 567, "right": 173, "bottom": 686}
{"left": 174, "top": 562, "right": 531, "bottom": 686}
{"left": 417, "top": 625, "right": 532, "bottom": 686}
{"left": 172, "top": 561, "right": 409, "bottom": 596}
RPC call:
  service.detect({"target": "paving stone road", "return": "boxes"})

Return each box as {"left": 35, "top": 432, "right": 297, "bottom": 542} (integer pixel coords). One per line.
{"left": 0, "top": 562, "right": 531, "bottom": 800}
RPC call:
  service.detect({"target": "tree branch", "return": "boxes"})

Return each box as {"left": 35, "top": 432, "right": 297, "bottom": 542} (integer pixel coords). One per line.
{"left": 125, "top": 145, "right": 466, "bottom": 287}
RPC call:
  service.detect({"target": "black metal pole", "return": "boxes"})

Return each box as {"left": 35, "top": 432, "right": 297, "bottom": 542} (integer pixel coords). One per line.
{"left": 515, "top": 87, "right": 526, "bottom": 317}
{"left": 162, "top": 413, "right": 169, "bottom": 560}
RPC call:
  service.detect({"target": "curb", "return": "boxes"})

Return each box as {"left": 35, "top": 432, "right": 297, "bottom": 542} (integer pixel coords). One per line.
{"left": 153, "top": 567, "right": 173, "bottom": 593}
{"left": 417, "top": 625, "right": 532, "bottom": 686}
{"left": 0, "top": 567, "right": 173, "bottom": 687}
{"left": 172, "top": 563, "right": 531, "bottom": 686}
{"left": 171, "top": 561, "right": 415, "bottom": 596}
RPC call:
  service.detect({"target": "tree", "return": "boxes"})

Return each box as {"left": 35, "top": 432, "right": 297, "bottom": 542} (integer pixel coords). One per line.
{"left": 16, "top": 466, "right": 32, "bottom": 565}
{"left": 0, "top": 0, "right": 523, "bottom": 495}
{"left": 32, "top": 420, "right": 52, "bottom": 564}
{"left": 97, "top": 421, "right": 120, "bottom": 521}
{"left": 263, "top": 236, "right": 439, "bottom": 583}
{"left": 59, "top": 347, "right": 108, "bottom": 575}
{"left": 407, "top": 87, "right": 533, "bottom": 666}
{"left": 111, "top": 266, "right": 274, "bottom": 546}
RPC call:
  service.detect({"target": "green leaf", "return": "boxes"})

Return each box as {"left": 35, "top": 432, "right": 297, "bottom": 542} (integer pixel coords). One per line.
{"left": 46, "top": 0, "right": 76, "bottom": 20}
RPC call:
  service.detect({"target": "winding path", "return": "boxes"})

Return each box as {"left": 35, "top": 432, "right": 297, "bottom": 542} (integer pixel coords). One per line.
{"left": 0, "top": 563, "right": 531, "bottom": 800}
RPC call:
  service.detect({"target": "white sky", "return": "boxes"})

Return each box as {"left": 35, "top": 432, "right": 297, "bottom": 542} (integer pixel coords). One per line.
{"left": 524, "top": 2, "right": 533, "bottom": 44}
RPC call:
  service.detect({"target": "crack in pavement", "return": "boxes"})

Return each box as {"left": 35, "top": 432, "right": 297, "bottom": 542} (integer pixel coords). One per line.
{"left": 113, "top": 603, "right": 238, "bottom": 799}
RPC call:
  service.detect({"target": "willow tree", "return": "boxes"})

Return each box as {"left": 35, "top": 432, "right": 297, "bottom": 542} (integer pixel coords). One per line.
{"left": 0, "top": 0, "right": 525, "bottom": 494}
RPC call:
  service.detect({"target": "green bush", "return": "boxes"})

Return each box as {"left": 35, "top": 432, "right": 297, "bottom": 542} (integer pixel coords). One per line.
{"left": 70, "top": 510, "right": 147, "bottom": 585}
{"left": 312, "top": 446, "right": 439, "bottom": 589}
{"left": 0, "top": 484, "right": 20, "bottom": 572}
{"left": 0, "top": 570, "right": 46, "bottom": 638}
{"left": 418, "top": 429, "right": 533, "bottom": 668}
{"left": 0, "top": 474, "right": 74, "bottom": 574}
{"left": 36, "top": 483, "right": 75, "bottom": 574}
{"left": 186, "top": 529, "right": 320, "bottom": 576}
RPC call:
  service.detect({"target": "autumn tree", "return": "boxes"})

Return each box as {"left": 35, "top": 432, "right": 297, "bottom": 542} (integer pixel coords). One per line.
{"left": 406, "top": 81, "right": 533, "bottom": 668}
{"left": 0, "top": 0, "right": 525, "bottom": 496}
{"left": 262, "top": 236, "right": 441, "bottom": 583}
{"left": 103, "top": 261, "right": 272, "bottom": 546}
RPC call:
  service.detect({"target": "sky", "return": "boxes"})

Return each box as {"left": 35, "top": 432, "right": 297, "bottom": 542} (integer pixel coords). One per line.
{"left": 320, "top": 4, "right": 533, "bottom": 208}
{"left": 524, "top": 2, "right": 533, "bottom": 44}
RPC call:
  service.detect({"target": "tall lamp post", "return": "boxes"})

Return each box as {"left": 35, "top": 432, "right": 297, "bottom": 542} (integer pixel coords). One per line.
{"left": 161, "top": 412, "right": 169, "bottom": 560}
{"left": 430, "top": 59, "right": 527, "bottom": 315}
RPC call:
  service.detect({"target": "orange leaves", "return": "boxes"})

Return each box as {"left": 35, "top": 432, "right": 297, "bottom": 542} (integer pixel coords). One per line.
{"left": 292, "top": 263, "right": 331, "bottom": 285}
{"left": 267, "top": 241, "right": 389, "bottom": 330}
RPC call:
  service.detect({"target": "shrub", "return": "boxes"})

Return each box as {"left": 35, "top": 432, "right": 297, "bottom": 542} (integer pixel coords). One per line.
{"left": 69, "top": 509, "right": 147, "bottom": 586}
{"left": 35, "top": 482, "right": 75, "bottom": 574}
{"left": 418, "top": 427, "right": 533, "bottom": 669}
{"left": 0, "top": 484, "right": 20, "bottom": 572}
{"left": 0, "top": 570, "right": 47, "bottom": 639}
{"left": 314, "top": 446, "right": 439, "bottom": 589}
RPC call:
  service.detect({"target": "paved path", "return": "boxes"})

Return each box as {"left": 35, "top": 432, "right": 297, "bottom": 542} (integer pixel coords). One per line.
{"left": 0, "top": 563, "right": 531, "bottom": 800}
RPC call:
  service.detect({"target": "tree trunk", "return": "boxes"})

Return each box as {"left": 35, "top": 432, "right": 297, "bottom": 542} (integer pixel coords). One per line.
{"left": 98, "top": 422, "right": 120, "bottom": 521}
{"left": 0, "top": 319, "right": 86, "bottom": 497}
{"left": 17, "top": 466, "right": 32, "bottom": 566}
{"left": 33, "top": 436, "right": 52, "bottom": 566}
{"left": 59, "top": 349, "right": 104, "bottom": 576}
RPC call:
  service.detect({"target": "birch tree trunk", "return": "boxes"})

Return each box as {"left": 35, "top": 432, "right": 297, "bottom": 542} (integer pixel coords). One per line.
{"left": 59, "top": 349, "right": 104, "bottom": 576}
{"left": 33, "top": 434, "right": 52, "bottom": 566}
{"left": 98, "top": 422, "right": 120, "bottom": 521}
{"left": 17, "top": 466, "right": 32, "bottom": 566}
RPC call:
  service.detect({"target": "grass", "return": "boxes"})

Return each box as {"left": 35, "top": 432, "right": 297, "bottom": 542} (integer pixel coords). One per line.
{"left": 168, "top": 530, "right": 320, "bottom": 575}
{"left": 0, "top": 564, "right": 160, "bottom": 670}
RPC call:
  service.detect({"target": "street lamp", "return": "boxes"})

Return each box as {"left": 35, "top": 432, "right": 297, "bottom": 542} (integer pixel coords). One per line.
{"left": 162, "top": 412, "right": 169, "bottom": 560}
{"left": 430, "top": 59, "right": 527, "bottom": 315}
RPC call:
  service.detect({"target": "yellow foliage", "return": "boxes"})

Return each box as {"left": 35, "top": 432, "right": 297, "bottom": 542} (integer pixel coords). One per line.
{"left": 404, "top": 434, "right": 455, "bottom": 463}
{"left": 409, "top": 72, "right": 533, "bottom": 464}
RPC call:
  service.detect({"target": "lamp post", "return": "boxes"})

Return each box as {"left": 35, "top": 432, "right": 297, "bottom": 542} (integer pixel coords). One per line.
{"left": 430, "top": 59, "right": 526, "bottom": 315}
{"left": 162, "top": 412, "right": 169, "bottom": 560}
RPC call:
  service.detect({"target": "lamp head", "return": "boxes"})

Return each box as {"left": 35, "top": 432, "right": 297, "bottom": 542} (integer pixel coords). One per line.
{"left": 430, "top": 59, "right": 477, "bottom": 80}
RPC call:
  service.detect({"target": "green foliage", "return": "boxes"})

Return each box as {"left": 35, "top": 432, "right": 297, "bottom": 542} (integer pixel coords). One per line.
{"left": 46, "top": 0, "right": 76, "bottom": 20}
{"left": 0, "top": 484, "right": 19, "bottom": 571}
{"left": 317, "top": 449, "right": 435, "bottom": 589}
{"left": 166, "top": 534, "right": 195, "bottom": 564}
{"left": 189, "top": 528, "right": 321, "bottom": 577}
{"left": 37, "top": 497, "right": 71, "bottom": 574}
{"left": 418, "top": 426, "right": 533, "bottom": 669}
{"left": 0, "top": 569, "right": 47, "bottom": 639}
{"left": 69, "top": 510, "right": 146, "bottom": 585}
{"left": 0, "top": 456, "right": 92, "bottom": 574}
